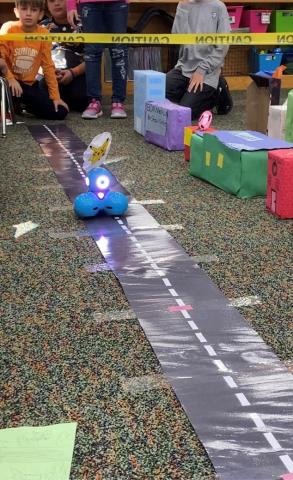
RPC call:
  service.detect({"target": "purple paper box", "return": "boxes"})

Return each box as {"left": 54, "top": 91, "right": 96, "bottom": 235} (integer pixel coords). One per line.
{"left": 144, "top": 100, "right": 192, "bottom": 151}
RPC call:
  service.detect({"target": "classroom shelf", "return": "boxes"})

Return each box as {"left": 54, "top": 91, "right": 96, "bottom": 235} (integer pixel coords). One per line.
{"left": 0, "top": 0, "right": 293, "bottom": 3}
{"left": 1, "top": 0, "right": 292, "bottom": 90}
{"left": 128, "top": 0, "right": 293, "bottom": 3}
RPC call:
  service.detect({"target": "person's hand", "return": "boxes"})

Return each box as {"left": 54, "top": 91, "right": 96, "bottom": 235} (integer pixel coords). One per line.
{"left": 0, "top": 58, "right": 7, "bottom": 75}
{"left": 188, "top": 71, "right": 204, "bottom": 93}
{"left": 67, "top": 9, "right": 80, "bottom": 27}
{"left": 55, "top": 69, "right": 63, "bottom": 81}
{"left": 58, "top": 69, "right": 74, "bottom": 85}
{"left": 53, "top": 99, "right": 69, "bottom": 112}
{"left": 8, "top": 78, "right": 23, "bottom": 97}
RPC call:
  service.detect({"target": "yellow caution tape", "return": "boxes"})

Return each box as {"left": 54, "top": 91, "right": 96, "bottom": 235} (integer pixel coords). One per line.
{"left": 1, "top": 32, "right": 293, "bottom": 45}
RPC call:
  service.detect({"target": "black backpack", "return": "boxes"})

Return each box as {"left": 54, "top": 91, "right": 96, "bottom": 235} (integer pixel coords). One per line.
{"left": 216, "top": 76, "right": 233, "bottom": 115}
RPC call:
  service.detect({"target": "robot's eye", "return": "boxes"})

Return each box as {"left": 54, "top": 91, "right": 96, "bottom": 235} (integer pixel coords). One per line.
{"left": 96, "top": 175, "right": 110, "bottom": 190}
{"left": 106, "top": 206, "right": 113, "bottom": 209}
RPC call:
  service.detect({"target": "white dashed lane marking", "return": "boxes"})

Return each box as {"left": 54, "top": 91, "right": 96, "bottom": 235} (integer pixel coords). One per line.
{"left": 44, "top": 125, "right": 87, "bottom": 180}
{"left": 150, "top": 263, "right": 160, "bottom": 270}
{"left": 235, "top": 393, "right": 251, "bottom": 407}
{"left": 223, "top": 376, "right": 238, "bottom": 389}
{"left": 188, "top": 320, "right": 198, "bottom": 331}
{"left": 121, "top": 225, "right": 132, "bottom": 234}
{"left": 157, "top": 270, "right": 165, "bottom": 277}
{"left": 250, "top": 413, "right": 266, "bottom": 431}
{"left": 176, "top": 299, "right": 186, "bottom": 307}
{"left": 213, "top": 360, "right": 229, "bottom": 372}
{"left": 195, "top": 332, "right": 207, "bottom": 343}
{"left": 169, "top": 288, "right": 178, "bottom": 297}
{"left": 204, "top": 345, "right": 217, "bottom": 357}
{"left": 279, "top": 454, "right": 293, "bottom": 472}
{"left": 263, "top": 432, "right": 283, "bottom": 452}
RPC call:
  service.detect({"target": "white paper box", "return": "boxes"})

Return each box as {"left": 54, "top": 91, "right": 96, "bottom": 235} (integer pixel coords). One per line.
{"left": 268, "top": 103, "right": 287, "bottom": 140}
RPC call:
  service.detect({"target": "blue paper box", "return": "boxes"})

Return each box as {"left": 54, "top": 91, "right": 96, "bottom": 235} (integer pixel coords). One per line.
{"left": 134, "top": 70, "right": 166, "bottom": 135}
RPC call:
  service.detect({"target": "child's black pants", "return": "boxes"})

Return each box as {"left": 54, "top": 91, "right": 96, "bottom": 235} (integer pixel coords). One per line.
{"left": 166, "top": 68, "right": 218, "bottom": 120}
{"left": 14, "top": 81, "right": 68, "bottom": 120}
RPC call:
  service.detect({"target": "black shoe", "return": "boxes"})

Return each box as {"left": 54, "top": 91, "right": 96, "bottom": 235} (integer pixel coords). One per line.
{"left": 216, "top": 76, "right": 233, "bottom": 115}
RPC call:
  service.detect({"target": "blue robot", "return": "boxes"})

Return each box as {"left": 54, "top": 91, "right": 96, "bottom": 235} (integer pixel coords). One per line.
{"left": 73, "top": 132, "right": 128, "bottom": 219}
{"left": 74, "top": 167, "right": 128, "bottom": 218}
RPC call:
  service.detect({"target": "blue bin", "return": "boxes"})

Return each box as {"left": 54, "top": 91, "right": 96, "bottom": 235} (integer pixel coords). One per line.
{"left": 249, "top": 48, "right": 283, "bottom": 73}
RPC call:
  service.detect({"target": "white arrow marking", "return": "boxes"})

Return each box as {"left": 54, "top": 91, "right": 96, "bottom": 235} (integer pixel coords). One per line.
{"left": 13, "top": 221, "right": 39, "bottom": 239}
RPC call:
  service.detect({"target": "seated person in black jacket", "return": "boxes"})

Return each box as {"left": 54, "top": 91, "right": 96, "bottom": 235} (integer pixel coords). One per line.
{"left": 0, "top": 57, "right": 7, "bottom": 76}
{"left": 41, "top": 0, "right": 87, "bottom": 111}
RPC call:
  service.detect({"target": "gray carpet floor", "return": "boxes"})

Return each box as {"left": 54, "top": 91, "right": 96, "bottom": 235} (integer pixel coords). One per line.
{"left": 0, "top": 91, "right": 292, "bottom": 479}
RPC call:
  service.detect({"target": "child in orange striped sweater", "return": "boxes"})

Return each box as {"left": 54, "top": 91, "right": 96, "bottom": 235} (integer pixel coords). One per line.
{"left": 0, "top": 0, "right": 68, "bottom": 119}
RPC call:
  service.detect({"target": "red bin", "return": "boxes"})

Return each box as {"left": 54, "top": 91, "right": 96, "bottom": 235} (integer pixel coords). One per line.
{"left": 266, "top": 149, "right": 293, "bottom": 219}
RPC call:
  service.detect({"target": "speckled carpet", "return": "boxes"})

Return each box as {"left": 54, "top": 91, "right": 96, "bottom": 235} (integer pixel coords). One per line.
{"left": 0, "top": 91, "right": 292, "bottom": 479}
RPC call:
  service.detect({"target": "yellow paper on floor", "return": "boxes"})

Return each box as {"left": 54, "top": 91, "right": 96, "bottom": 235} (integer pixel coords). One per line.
{"left": 0, "top": 422, "right": 77, "bottom": 479}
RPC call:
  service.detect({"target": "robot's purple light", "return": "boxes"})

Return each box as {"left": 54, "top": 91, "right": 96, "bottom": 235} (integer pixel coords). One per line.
{"left": 85, "top": 177, "right": 90, "bottom": 186}
{"left": 96, "top": 174, "right": 110, "bottom": 190}
{"left": 97, "top": 192, "right": 105, "bottom": 199}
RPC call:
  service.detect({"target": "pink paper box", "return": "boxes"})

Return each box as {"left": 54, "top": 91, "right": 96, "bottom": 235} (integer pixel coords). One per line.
{"left": 241, "top": 9, "right": 272, "bottom": 33}
{"left": 144, "top": 100, "right": 192, "bottom": 151}
{"left": 227, "top": 6, "right": 244, "bottom": 29}
{"left": 266, "top": 149, "right": 293, "bottom": 219}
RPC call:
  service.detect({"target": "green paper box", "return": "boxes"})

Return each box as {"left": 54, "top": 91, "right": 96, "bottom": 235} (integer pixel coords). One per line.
{"left": 189, "top": 130, "right": 293, "bottom": 199}
{"left": 189, "top": 132, "right": 204, "bottom": 177}
{"left": 285, "top": 89, "right": 293, "bottom": 143}
{"left": 0, "top": 423, "right": 77, "bottom": 480}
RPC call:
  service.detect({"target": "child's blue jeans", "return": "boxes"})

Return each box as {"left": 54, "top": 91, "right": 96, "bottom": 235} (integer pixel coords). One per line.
{"left": 81, "top": 1, "right": 129, "bottom": 103}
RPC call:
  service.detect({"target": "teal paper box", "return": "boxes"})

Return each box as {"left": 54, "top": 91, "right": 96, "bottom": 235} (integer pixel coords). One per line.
{"left": 134, "top": 70, "right": 166, "bottom": 135}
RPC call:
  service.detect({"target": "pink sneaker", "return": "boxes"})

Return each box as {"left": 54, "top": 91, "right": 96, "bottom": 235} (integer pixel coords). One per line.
{"left": 110, "top": 102, "right": 127, "bottom": 119}
{"left": 82, "top": 99, "right": 103, "bottom": 119}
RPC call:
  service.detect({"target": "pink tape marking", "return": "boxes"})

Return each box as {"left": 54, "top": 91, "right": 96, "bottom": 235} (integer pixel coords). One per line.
{"left": 280, "top": 475, "right": 293, "bottom": 480}
{"left": 168, "top": 305, "right": 193, "bottom": 312}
